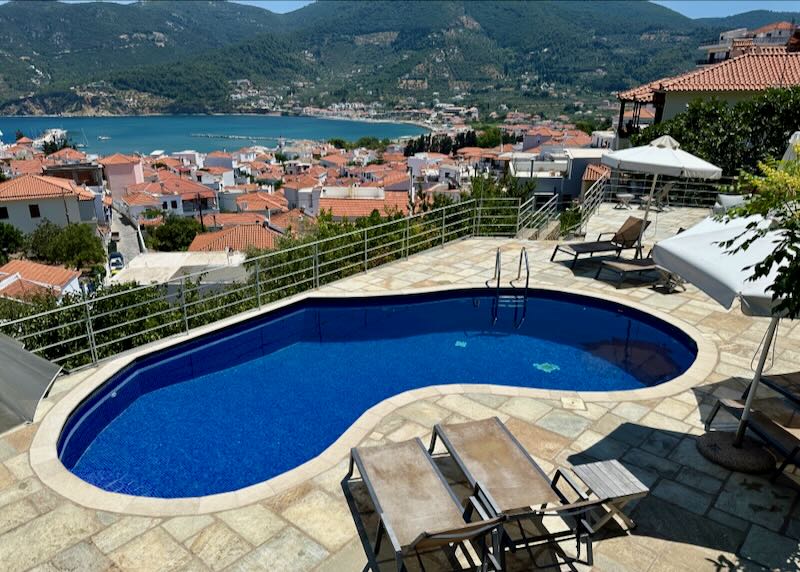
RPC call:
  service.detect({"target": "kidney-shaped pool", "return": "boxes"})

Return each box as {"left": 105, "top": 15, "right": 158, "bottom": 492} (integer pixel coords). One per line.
{"left": 58, "top": 288, "right": 697, "bottom": 498}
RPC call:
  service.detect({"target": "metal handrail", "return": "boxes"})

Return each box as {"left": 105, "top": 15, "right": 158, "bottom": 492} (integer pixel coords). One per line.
{"left": 486, "top": 247, "right": 501, "bottom": 291}
{"left": 510, "top": 247, "right": 529, "bottom": 328}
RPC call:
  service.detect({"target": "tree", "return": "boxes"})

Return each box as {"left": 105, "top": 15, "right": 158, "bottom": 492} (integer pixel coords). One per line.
{"left": 52, "top": 224, "right": 106, "bottom": 268}
{"left": 42, "top": 136, "right": 74, "bottom": 155}
{"left": 27, "top": 219, "right": 62, "bottom": 262}
{"left": 28, "top": 221, "right": 105, "bottom": 268}
{"left": 146, "top": 215, "right": 203, "bottom": 251}
{"left": 14, "top": 129, "right": 24, "bottom": 141}
{"left": 722, "top": 155, "right": 800, "bottom": 318}
{"left": 477, "top": 126, "right": 502, "bottom": 148}
{"left": 0, "top": 223, "right": 24, "bottom": 263}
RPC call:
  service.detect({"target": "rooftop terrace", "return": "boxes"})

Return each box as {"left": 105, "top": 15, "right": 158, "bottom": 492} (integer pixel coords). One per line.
{"left": 1, "top": 205, "right": 799, "bottom": 571}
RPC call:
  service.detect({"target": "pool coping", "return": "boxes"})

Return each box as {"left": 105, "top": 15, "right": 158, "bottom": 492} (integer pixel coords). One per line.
{"left": 29, "top": 283, "right": 718, "bottom": 516}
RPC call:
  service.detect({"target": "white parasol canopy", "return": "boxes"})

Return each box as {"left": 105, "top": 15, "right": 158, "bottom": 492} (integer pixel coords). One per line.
{"left": 653, "top": 216, "right": 785, "bottom": 317}
{"left": 602, "top": 135, "right": 723, "bottom": 179}
{"left": 602, "top": 136, "right": 723, "bottom": 251}
{"left": 653, "top": 215, "right": 787, "bottom": 446}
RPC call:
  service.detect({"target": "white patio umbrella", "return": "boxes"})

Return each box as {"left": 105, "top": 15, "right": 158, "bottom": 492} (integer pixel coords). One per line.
{"left": 602, "top": 136, "right": 723, "bottom": 252}
{"left": 654, "top": 215, "right": 787, "bottom": 450}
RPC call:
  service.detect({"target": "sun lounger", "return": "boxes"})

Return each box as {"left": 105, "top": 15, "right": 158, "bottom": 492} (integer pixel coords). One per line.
{"left": 429, "top": 418, "right": 607, "bottom": 568}
{"left": 705, "top": 397, "right": 800, "bottom": 480}
{"left": 595, "top": 257, "right": 660, "bottom": 288}
{"left": 550, "top": 216, "right": 650, "bottom": 269}
{"left": 342, "top": 438, "right": 505, "bottom": 572}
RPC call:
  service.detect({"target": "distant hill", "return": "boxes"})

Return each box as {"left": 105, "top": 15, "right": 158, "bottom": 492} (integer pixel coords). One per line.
{"left": 1, "top": 0, "right": 798, "bottom": 115}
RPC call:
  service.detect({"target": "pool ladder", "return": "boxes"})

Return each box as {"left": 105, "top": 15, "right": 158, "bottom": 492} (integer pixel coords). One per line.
{"left": 486, "top": 248, "right": 529, "bottom": 327}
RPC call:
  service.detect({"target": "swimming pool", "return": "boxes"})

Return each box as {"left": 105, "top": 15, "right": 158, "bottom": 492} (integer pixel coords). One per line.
{"left": 58, "top": 288, "right": 697, "bottom": 498}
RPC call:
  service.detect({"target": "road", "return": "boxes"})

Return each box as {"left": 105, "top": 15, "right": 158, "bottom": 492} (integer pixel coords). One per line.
{"left": 109, "top": 209, "right": 142, "bottom": 270}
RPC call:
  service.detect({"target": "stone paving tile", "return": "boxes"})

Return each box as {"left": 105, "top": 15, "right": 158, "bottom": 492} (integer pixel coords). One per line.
{"left": 652, "top": 479, "right": 713, "bottom": 515}
{"left": 739, "top": 525, "right": 800, "bottom": 570}
{"left": 217, "top": 504, "right": 286, "bottom": 547}
{"left": 163, "top": 515, "right": 216, "bottom": 543}
{"left": 668, "top": 438, "right": 731, "bottom": 480}
{"left": 715, "top": 473, "right": 797, "bottom": 532}
{"left": 4, "top": 453, "right": 33, "bottom": 481}
{"left": 29, "top": 541, "right": 113, "bottom": 572}
{"left": 535, "top": 409, "right": 592, "bottom": 438}
{"left": 622, "top": 447, "right": 682, "bottom": 479}
{"left": 109, "top": 527, "right": 192, "bottom": 571}
{"left": 499, "top": 396, "right": 553, "bottom": 423}
{"left": 436, "top": 394, "right": 500, "bottom": 421}
{"left": 611, "top": 401, "right": 651, "bottom": 422}
{"left": 281, "top": 490, "right": 355, "bottom": 552}
{"left": 92, "top": 515, "right": 161, "bottom": 553}
{"left": 227, "top": 526, "right": 328, "bottom": 572}
{"left": 503, "top": 417, "right": 571, "bottom": 461}
{"left": 675, "top": 466, "right": 724, "bottom": 495}
{"left": 639, "top": 430, "right": 682, "bottom": 457}
{"left": 187, "top": 522, "right": 251, "bottom": 571}
{"left": 394, "top": 400, "right": 451, "bottom": 426}
{"left": 0, "top": 503, "right": 102, "bottom": 572}
{"left": 0, "top": 498, "right": 39, "bottom": 535}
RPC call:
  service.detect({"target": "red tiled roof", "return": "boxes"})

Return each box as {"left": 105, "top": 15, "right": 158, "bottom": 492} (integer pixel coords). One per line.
{"left": 9, "top": 159, "right": 44, "bottom": 175}
{"left": 283, "top": 175, "right": 320, "bottom": 190}
{"left": 200, "top": 212, "right": 267, "bottom": 229}
{"left": 156, "top": 171, "right": 216, "bottom": 199}
{"left": 100, "top": 153, "right": 139, "bottom": 166}
{"left": 236, "top": 191, "right": 288, "bottom": 212}
{"left": 207, "top": 151, "right": 232, "bottom": 158}
{"left": 47, "top": 147, "right": 86, "bottom": 161}
{"left": 0, "top": 174, "right": 90, "bottom": 202}
{"left": 318, "top": 194, "right": 408, "bottom": 219}
{"left": 0, "top": 259, "right": 80, "bottom": 289}
{"left": 320, "top": 153, "right": 348, "bottom": 166}
{"left": 121, "top": 192, "right": 161, "bottom": 207}
{"left": 15, "top": 136, "right": 33, "bottom": 145}
{"left": 188, "top": 224, "right": 279, "bottom": 252}
{"left": 201, "top": 166, "right": 232, "bottom": 175}
{"left": 752, "top": 21, "right": 795, "bottom": 35}
{"left": 268, "top": 208, "right": 315, "bottom": 232}
{"left": 582, "top": 163, "right": 611, "bottom": 182}
{"left": 619, "top": 50, "right": 800, "bottom": 102}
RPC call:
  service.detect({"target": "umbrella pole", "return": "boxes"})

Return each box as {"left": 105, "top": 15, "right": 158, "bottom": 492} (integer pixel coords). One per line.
{"left": 638, "top": 174, "right": 658, "bottom": 258}
{"left": 734, "top": 316, "right": 780, "bottom": 446}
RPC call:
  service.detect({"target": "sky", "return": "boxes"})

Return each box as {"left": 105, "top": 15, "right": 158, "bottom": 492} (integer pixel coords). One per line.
{"left": 0, "top": 0, "right": 798, "bottom": 17}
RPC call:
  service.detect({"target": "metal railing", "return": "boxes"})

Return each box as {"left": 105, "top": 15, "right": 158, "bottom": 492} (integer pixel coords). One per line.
{"left": 600, "top": 172, "right": 738, "bottom": 210}
{"left": 516, "top": 194, "right": 560, "bottom": 239}
{"left": 577, "top": 175, "right": 608, "bottom": 235}
{"left": 0, "top": 198, "right": 521, "bottom": 371}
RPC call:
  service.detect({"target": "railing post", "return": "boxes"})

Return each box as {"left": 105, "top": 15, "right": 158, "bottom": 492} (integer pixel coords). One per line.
{"left": 404, "top": 217, "right": 410, "bottom": 259}
{"left": 363, "top": 229, "right": 368, "bottom": 272}
{"left": 476, "top": 197, "right": 483, "bottom": 237}
{"left": 83, "top": 299, "right": 98, "bottom": 364}
{"left": 441, "top": 207, "right": 446, "bottom": 247}
{"left": 180, "top": 277, "right": 189, "bottom": 333}
{"left": 313, "top": 243, "right": 320, "bottom": 288}
{"left": 255, "top": 258, "right": 262, "bottom": 308}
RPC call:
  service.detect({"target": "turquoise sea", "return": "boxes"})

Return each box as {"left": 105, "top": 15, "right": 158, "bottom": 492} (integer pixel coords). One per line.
{"left": 0, "top": 115, "right": 427, "bottom": 155}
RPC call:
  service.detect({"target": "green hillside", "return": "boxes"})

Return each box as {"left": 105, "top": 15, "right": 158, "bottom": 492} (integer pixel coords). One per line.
{"left": 0, "top": 0, "right": 797, "bottom": 115}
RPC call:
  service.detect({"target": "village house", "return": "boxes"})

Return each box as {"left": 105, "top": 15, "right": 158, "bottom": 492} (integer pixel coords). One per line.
{"left": 187, "top": 223, "right": 280, "bottom": 253}
{"left": 0, "top": 174, "right": 98, "bottom": 233}
{"left": 100, "top": 153, "right": 144, "bottom": 200}
{"left": 0, "top": 259, "right": 82, "bottom": 303}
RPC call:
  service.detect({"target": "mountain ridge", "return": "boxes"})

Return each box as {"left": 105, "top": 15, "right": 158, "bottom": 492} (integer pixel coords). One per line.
{"left": 1, "top": 1, "right": 797, "bottom": 116}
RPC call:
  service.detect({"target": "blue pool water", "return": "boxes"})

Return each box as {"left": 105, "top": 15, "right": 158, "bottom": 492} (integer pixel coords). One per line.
{"left": 59, "top": 289, "right": 696, "bottom": 498}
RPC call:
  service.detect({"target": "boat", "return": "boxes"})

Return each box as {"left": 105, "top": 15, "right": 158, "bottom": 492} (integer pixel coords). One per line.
{"left": 98, "top": 136, "right": 111, "bottom": 141}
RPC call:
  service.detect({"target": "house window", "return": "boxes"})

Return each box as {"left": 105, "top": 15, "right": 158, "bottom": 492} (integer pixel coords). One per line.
{"left": 171, "top": 200, "right": 178, "bottom": 209}
{"left": 0, "top": 206, "right": 7, "bottom": 220}
{"left": 29, "top": 204, "right": 40, "bottom": 218}
{"left": 162, "top": 202, "right": 168, "bottom": 210}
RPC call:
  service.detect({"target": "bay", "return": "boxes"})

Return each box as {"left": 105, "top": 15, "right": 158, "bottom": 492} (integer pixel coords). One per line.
{"left": 0, "top": 115, "right": 427, "bottom": 155}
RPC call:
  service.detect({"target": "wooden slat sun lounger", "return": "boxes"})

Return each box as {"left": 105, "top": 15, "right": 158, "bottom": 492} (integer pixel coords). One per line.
{"left": 429, "top": 418, "right": 607, "bottom": 568}
{"left": 342, "top": 438, "right": 504, "bottom": 572}
{"left": 550, "top": 216, "right": 650, "bottom": 269}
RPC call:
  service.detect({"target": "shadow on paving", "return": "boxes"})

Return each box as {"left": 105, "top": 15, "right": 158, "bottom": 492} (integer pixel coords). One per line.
{"left": 567, "top": 379, "right": 800, "bottom": 572}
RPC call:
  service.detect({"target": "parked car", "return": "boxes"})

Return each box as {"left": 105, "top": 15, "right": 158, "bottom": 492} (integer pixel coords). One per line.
{"left": 109, "top": 252, "right": 124, "bottom": 275}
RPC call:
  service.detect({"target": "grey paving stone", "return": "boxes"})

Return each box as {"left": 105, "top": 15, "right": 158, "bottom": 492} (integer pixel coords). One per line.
{"left": 707, "top": 508, "right": 750, "bottom": 533}
{"left": 227, "top": 527, "right": 328, "bottom": 572}
{"left": 639, "top": 431, "right": 681, "bottom": 457}
{"left": 535, "top": 410, "right": 592, "bottom": 439}
{"left": 622, "top": 447, "right": 682, "bottom": 479}
{"left": 33, "top": 541, "right": 112, "bottom": 572}
{"left": 668, "top": 437, "right": 732, "bottom": 480}
{"left": 652, "top": 479, "right": 713, "bottom": 515}
{"left": 631, "top": 496, "right": 744, "bottom": 556}
{"left": 739, "top": 525, "right": 800, "bottom": 570}
{"left": 715, "top": 473, "right": 797, "bottom": 532}
{"left": 675, "top": 466, "right": 724, "bottom": 495}
{"left": 602, "top": 421, "right": 652, "bottom": 447}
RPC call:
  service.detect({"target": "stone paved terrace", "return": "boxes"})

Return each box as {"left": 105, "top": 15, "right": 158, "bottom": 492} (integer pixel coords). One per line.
{"left": 2, "top": 205, "right": 800, "bottom": 572}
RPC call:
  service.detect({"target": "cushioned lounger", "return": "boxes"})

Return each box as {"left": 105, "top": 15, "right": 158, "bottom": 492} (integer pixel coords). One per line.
{"left": 550, "top": 216, "right": 650, "bottom": 268}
